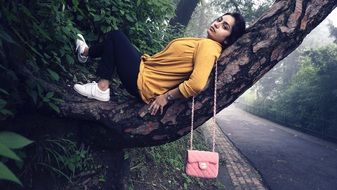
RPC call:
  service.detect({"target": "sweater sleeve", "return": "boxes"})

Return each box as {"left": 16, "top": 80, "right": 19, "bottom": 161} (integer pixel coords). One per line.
{"left": 178, "top": 39, "right": 221, "bottom": 98}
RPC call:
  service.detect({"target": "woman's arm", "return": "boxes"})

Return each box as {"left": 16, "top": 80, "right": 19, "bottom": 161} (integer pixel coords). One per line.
{"left": 178, "top": 39, "right": 221, "bottom": 98}
{"left": 148, "top": 40, "right": 221, "bottom": 115}
{"left": 148, "top": 87, "right": 185, "bottom": 115}
{"left": 166, "top": 87, "right": 185, "bottom": 101}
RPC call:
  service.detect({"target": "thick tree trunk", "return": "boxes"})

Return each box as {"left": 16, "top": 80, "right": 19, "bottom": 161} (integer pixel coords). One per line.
{"left": 169, "top": 0, "right": 199, "bottom": 27}
{"left": 47, "top": 0, "right": 337, "bottom": 149}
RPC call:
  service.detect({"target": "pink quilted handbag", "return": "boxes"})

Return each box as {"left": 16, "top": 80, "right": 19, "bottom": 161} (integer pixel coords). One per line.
{"left": 185, "top": 61, "right": 219, "bottom": 178}
{"left": 186, "top": 150, "right": 219, "bottom": 178}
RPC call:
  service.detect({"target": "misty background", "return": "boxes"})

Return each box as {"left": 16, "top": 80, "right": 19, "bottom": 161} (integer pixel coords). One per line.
{"left": 186, "top": 1, "right": 337, "bottom": 142}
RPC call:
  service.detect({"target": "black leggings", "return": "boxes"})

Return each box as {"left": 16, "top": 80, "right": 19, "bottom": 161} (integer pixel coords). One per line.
{"left": 89, "top": 30, "right": 141, "bottom": 99}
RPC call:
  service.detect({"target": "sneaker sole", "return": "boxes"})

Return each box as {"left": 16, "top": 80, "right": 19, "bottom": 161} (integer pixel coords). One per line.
{"left": 73, "top": 86, "right": 110, "bottom": 102}
{"left": 75, "top": 34, "right": 89, "bottom": 63}
{"left": 75, "top": 34, "right": 86, "bottom": 52}
{"left": 77, "top": 53, "right": 88, "bottom": 63}
{"left": 77, "top": 34, "right": 86, "bottom": 42}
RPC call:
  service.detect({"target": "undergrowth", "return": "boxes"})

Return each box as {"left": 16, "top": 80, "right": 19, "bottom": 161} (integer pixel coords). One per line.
{"left": 127, "top": 128, "right": 225, "bottom": 190}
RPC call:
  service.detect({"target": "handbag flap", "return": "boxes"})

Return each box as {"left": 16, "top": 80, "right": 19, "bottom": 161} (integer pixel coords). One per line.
{"left": 187, "top": 150, "right": 219, "bottom": 164}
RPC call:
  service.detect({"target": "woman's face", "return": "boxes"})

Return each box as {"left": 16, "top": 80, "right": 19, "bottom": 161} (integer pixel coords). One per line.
{"left": 207, "top": 15, "right": 235, "bottom": 44}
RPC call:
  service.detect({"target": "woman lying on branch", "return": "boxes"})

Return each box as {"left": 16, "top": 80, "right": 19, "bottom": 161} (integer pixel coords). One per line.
{"left": 74, "top": 13, "right": 246, "bottom": 115}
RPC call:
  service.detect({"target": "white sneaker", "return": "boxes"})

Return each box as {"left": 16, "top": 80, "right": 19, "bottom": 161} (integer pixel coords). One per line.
{"left": 74, "top": 81, "right": 110, "bottom": 102}
{"left": 75, "top": 34, "right": 89, "bottom": 63}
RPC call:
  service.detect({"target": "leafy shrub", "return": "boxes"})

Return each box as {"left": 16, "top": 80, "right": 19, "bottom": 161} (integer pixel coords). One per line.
{"left": 0, "top": 131, "right": 33, "bottom": 185}
{"left": 0, "top": 0, "right": 178, "bottom": 116}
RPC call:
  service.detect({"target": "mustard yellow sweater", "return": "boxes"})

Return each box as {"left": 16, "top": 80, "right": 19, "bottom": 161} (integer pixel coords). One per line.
{"left": 137, "top": 37, "right": 222, "bottom": 104}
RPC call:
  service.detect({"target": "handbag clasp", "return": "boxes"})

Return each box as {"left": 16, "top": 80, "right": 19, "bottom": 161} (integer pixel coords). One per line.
{"left": 199, "top": 162, "right": 208, "bottom": 170}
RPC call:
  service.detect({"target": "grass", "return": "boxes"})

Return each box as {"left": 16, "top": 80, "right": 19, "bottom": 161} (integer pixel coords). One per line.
{"left": 34, "top": 135, "right": 97, "bottom": 183}
{"left": 127, "top": 128, "right": 226, "bottom": 190}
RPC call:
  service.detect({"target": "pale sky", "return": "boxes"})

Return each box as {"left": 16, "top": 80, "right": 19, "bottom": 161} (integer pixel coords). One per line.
{"left": 327, "top": 8, "right": 337, "bottom": 26}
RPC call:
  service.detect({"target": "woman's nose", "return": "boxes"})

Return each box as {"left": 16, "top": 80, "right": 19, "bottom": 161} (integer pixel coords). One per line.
{"left": 214, "top": 22, "right": 219, "bottom": 28}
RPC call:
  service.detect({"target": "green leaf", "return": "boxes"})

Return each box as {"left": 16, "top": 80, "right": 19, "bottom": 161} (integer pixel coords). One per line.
{"left": 126, "top": 14, "right": 134, "bottom": 22}
{"left": 46, "top": 92, "right": 54, "bottom": 99}
{"left": 0, "top": 142, "right": 21, "bottom": 161}
{"left": 0, "top": 64, "right": 9, "bottom": 72}
{"left": 0, "top": 109, "right": 14, "bottom": 116}
{"left": 68, "top": 162, "right": 75, "bottom": 173}
{"left": 137, "top": 0, "right": 141, "bottom": 7}
{"left": 47, "top": 69, "right": 60, "bottom": 81}
{"left": 30, "top": 90, "right": 38, "bottom": 104}
{"left": 0, "top": 162, "right": 22, "bottom": 186}
{"left": 18, "top": 4, "right": 35, "bottom": 20}
{"left": 0, "top": 132, "right": 33, "bottom": 149}
{"left": 0, "top": 88, "right": 9, "bottom": 95}
{"left": 0, "top": 26, "right": 17, "bottom": 45}
{"left": 43, "top": 53, "right": 51, "bottom": 59}
{"left": 51, "top": 97, "right": 64, "bottom": 104}
{"left": 42, "top": 97, "right": 50, "bottom": 102}
{"left": 72, "top": 0, "right": 79, "bottom": 8}
{"left": 65, "top": 54, "right": 74, "bottom": 65}
{"left": 0, "top": 99, "right": 6, "bottom": 109}
{"left": 48, "top": 102, "right": 60, "bottom": 113}
{"left": 32, "top": 22, "right": 52, "bottom": 41}
{"left": 36, "top": 83, "right": 43, "bottom": 97}
{"left": 93, "top": 15, "right": 101, "bottom": 22}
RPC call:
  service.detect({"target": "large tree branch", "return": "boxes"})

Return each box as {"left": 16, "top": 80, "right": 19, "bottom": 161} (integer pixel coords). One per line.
{"left": 49, "top": 0, "right": 336, "bottom": 149}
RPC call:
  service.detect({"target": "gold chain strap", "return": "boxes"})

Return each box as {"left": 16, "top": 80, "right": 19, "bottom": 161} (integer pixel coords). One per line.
{"left": 189, "top": 60, "right": 218, "bottom": 151}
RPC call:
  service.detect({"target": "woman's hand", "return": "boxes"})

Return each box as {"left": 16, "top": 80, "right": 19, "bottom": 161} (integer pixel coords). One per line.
{"left": 148, "top": 94, "right": 168, "bottom": 115}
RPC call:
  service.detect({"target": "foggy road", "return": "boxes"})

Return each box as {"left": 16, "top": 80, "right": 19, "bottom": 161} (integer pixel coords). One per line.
{"left": 216, "top": 104, "right": 337, "bottom": 190}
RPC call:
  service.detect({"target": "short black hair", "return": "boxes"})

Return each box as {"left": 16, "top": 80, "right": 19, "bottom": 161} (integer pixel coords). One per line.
{"left": 222, "top": 12, "right": 246, "bottom": 48}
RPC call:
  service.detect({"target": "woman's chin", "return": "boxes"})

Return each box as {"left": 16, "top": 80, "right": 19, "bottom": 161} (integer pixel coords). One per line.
{"left": 207, "top": 35, "right": 217, "bottom": 42}
{"left": 207, "top": 31, "right": 213, "bottom": 39}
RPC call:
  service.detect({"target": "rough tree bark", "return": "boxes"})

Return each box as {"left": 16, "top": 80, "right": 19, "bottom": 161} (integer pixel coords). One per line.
{"left": 48, "top": 0, "right": 337, "bottom": 149}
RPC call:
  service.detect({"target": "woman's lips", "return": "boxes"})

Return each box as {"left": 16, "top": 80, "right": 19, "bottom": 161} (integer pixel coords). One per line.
{"left": 210, "top": 26, "right": 215, "bottom": 32}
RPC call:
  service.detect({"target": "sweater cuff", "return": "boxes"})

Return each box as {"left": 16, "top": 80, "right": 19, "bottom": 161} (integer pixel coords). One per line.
{"left": 178, "top": 83, "right": 196, "bottom": 98}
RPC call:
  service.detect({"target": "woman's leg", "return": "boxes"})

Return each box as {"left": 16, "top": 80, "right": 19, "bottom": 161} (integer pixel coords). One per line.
{"left": 74, "top": 34, "right": 112, "bottom": 101}
{"left": 77, "top": 37, "right": 105, "bottom": 59}
{"left": 96, "top": 30, "right": 142, "bottom": 99}
{"left": 74, "top": 30, "right": 141, "bottom": 101}
{"left": 87, "top": 43, "right": 104, "bottom": 58}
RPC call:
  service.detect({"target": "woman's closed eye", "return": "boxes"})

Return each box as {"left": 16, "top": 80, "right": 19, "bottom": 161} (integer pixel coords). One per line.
{"left": 223, "top": 22, "right": 230, "bottom": 30}
{"left": 216, "top": 17, "right": 230, "bottom": 30}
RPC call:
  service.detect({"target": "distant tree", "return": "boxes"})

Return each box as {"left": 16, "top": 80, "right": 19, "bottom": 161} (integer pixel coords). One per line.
{"left": 169, "top": 0, "right": 199, "bottom": 32}
{"left": 211, "top": 0, "right": 274, "bottom": 24}
{"left": 274, "top": 44, "right": 337, "bottom": 126}
{"left": 251, "top": 50, "right": 301, "bottom": 102}
{"left": 329, "top": 23, "right": 337, "bottom": 43}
